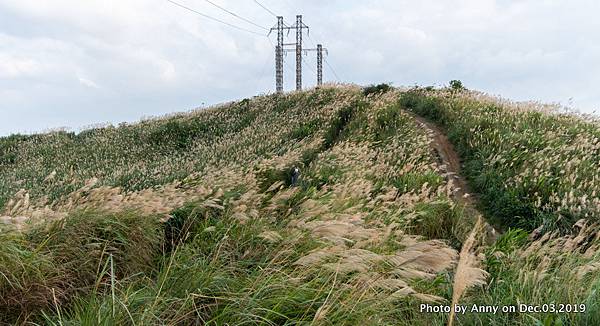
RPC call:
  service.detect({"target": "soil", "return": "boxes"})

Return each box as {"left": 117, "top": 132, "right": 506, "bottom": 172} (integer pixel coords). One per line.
{"left": 410, "top": 114, "right": 502, "bottom": 238}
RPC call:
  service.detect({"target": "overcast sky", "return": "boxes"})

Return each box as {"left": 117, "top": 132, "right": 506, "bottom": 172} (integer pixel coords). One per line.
{"left": 1, "top": 0, "right": 599, "bottom": 135}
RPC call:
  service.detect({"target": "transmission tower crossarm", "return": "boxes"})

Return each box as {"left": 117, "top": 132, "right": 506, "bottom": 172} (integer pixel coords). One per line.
{"left": 302, "top": 47, "right": 327, "bottom": 53}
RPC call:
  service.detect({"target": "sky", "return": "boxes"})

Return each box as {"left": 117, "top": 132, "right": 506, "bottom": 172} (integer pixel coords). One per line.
{"left": 1, "top": 0, "right": 599, "bottom": 135}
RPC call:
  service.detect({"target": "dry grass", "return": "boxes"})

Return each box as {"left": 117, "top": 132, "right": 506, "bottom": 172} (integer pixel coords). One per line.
{"left": 448, "top": 216, "right": 488, "bottom": 326}
{"left": 6, "top": 84, "right": 600, "bottom": 324}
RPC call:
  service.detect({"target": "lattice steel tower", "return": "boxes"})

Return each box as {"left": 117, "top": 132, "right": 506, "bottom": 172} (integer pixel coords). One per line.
{"left": 292, "top": 15, "right": 309, "bottom": 91}
{"left": 275, "top": 16, "right": 284, "bottom": 93}
{"left": 270, "top": 15, "right": 311, "bottom": 92}
{"left": 317, "top": 44, "right": 323, "bottom": 86}
{"left": 295, "top": 15, "right": 303, "bottom": 90}
{"left": 303, "top": 44, "right": 328, "bottom": 86}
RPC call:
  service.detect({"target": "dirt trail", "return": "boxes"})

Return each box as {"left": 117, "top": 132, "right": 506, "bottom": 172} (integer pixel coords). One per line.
{"left": 412, "top": 116, "right": 473, "bottom": 204}
{"left": 410, "top": 114, "right": 501, "bottom": 238}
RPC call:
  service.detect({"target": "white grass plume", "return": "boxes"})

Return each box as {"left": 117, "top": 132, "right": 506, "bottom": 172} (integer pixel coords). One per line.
{"left": 448, "top": 216, "right": 489, "bottom": 326}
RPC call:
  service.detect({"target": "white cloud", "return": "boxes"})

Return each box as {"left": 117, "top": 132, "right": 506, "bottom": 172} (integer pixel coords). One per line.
{"left": 0, "top": 55, "right": 40, "bottom": 78}
{"left": 77, "top": 75, "right": 100, "bottom": 89}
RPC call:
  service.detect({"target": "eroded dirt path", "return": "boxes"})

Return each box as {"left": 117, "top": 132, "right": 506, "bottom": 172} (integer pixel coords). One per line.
{"left": 410, "top": 114, "right": 501, "bottom": 237}
{"left": 412, "top": 116, "right": 473, "bottom": 203}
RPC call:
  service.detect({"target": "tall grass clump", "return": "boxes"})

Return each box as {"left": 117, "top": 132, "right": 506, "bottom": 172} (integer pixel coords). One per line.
{"left": 0, "top": 210, "right": 162, "bottom": 324}
{"left": 453, "top": 222, "right": 600, "bottom": 325}
{"left": 0, "top": 232, "right": 63, "bottom": 322}
{"left": 39, "top": 204, "right": 413, "bottom": 325}
{"left": 38, "top": 210, "right": 162, "bottom": 284}
{"left": 448, "top": 216, "right": 488, "bottom": 326}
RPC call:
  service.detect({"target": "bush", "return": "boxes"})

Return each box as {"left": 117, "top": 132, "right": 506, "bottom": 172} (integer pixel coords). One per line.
{"left": 449, "top": 80, "right": 465, "bottom": 91}
{"left": 363, "top": 83, "right": 392, "bottom": 96}
{"left": 399, "top": 91, "right": 446, "bottom": 124}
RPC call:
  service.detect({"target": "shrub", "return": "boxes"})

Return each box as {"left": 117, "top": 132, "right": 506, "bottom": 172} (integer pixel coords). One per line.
{"left": 449, "top": 80, "right": 465, "bottom": 91}
{"left": 363, "top": 83, "right": 392, "bottom": 96}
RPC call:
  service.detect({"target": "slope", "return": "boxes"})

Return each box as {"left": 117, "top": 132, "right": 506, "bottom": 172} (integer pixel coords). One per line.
{"left": 401, "top": 87, "right": 600, "bottom": 325}
{"left": 1, "top": 85, "right": 599, "bottom": 325}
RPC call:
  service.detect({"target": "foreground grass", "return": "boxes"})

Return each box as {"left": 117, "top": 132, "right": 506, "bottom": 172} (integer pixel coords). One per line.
{"left": 0, "top": 210, "right": 162, "bottom": 323}
{"left": 39, "top": 207, "right": 407, "bottom": 325}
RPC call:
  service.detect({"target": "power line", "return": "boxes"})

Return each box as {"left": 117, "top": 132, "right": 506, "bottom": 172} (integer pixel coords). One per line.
{"left": 324, "top": 58, "right": 340, "bottom": 82}
{"left": 167, "top": 0, "right": 267, "bottom": 36}
{"left": 306, "top": 33, "right": 317, "bottom": 49}
{"left": 302, "top": 56, "right": 316, "bottom": 75}
{"left": 252, "top": 0, "right": 278, "bottom": 18}
{"left": 308, "top": 32, "right": 340, "bottom": 83}
{"left": 255, "top": 48, "right": 273, "bottom": 92}
{"left": 200, "top": 0, "right": 268, "bottom": 31}
{"left": 307, "top": 28, "right": 339, "bottom": 83}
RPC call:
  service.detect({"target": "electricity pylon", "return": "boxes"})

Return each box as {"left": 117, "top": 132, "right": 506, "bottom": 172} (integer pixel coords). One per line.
{"left": 270, "top": 15, "right": 313, "bottom": 92}
{"left": 303, "top": 44, "right": 328, "bottom": 86}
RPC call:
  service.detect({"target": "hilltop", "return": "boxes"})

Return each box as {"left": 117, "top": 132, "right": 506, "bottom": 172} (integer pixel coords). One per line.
{"left": 1, "top": 85, "right": 599, "bottom": 325}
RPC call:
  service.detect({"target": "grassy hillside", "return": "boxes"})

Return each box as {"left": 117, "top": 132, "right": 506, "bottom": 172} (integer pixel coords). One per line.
{"left": 0, "top": 89, "right": 342, "bottom": 211}
{"left": 399, "top": 87, "right": 600, "bottom": 325}
{"left": 1, "top": 85, "right": 600, "bottom": 325}
{"left": 400, "top": 89, "right": 600, "bottom": 231}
